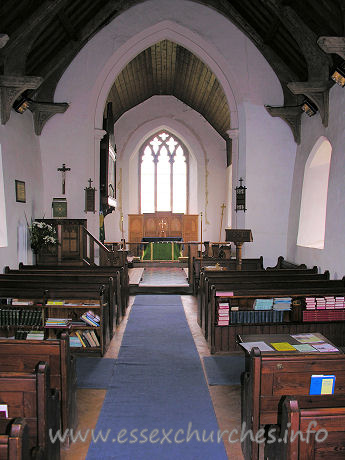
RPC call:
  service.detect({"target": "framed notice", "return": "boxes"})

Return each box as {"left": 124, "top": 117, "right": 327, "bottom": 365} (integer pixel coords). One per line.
{"left": 52, "top": 198, "right": 67, "bottom": 218}
{"left": 15, "top": 180, "right": 26, "bottom": 203}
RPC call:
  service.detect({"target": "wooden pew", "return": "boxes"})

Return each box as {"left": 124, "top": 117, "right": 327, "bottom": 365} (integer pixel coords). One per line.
{"left": 241, "top": 346, "right": 345, "bottom": 460}
{"left": 0, "top": 284, "right": 110, "bottom": 356}
{"left": 197, "top": 270, "right": 329, "bottom": 337}
{"left": 0, "top": 363, "right": 60, "bottom": 460}
{"left": 0, "top": 334, "right": 77, "bottom": 441}
{"left": 199, "top": 272, "right": 335, "bottom": 343}
{"left": 16, "top": 263, "right": 129, "bottom": 313}
{"left": 1, "top": 271, "right": 121, "bottom": 333}
{"left": 208, "top": 282, "right": 345, "bottom": 353}
{"left": 0, "top": 418, "right": 29, "bottom": 460}
{"left": 264, "top": 395, "right": 345, "bottom": 459}
{"left": 192, "top": 256, "right": 264, "bottom": 294}
{"left": 13, "top": 264, "right": 128, "bottom": 318}
{"left": 266, "top": 256, "right": 309, "bottom": 270}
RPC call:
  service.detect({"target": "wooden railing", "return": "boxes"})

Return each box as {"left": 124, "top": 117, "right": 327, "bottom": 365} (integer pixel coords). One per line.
{"left": 82, "top": 227, "right": 118, "bottom": 266}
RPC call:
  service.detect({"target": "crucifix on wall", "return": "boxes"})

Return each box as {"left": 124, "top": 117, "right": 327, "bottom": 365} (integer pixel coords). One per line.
{"left": 57, "top": 163, "right": 71, "bottom": 195}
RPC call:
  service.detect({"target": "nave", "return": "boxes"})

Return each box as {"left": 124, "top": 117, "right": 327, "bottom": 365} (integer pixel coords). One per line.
{"left": 62, "top": 294, "right": 243, "bottom": 460}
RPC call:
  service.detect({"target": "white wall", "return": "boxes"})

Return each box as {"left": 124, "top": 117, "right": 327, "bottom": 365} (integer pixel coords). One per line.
{"left": 242, "top": 102, "right": 296, "bottom": 267}
{"left": 287, "top": 84, "right": 345, "bottom": 278}
{"left": 0, "top": 111, "right": 43, "bottom": 271}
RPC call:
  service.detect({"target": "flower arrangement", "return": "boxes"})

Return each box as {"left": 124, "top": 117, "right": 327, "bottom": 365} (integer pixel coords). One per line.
{"left": 28, "top": 221, "right": 58, "bottom": 253}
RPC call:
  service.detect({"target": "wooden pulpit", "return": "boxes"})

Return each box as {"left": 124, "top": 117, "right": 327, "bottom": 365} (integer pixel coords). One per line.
{"left": 225, "top": 229, "right": 253, "bottom": 270}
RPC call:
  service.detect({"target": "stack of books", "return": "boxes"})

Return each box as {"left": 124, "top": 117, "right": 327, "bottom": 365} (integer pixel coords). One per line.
{"left": 305, "top": 296, "right": 345, "bottom": 310}
{"left": 217, "top": 302, "right": 230, "bottom": 326}
{"left": 81, "top": 310, "right": 100, "bottom": 327}
{"left": 253, "top": 298, "right": 273, "bottom": 310}
{"left": 11, "top": 299, "right": 34, "bottom": 306}
{"left": 303, "top": 296, "right": 345, "bottom": 321}
{"left": 273, "top": 297, "right": 292, "bottom": 311}
{"left": 26, "top": 330, "right": 45, "bottom": 340}
{"left": 69, "top": 335, "right": 83, "bottom": 347}
{"left": 46, "top": 300, "right": 64, "bottom": 306}
{"left": 73, "top": 330, "right": 100, "bottom": 348}
{"left": 45, "top": 318, "right": 71, "bottom": 328}
{"left": 305, "top": 297, "right": 317, "bottom": 310}
{"left": 335, "top": 296, "right": 345, "bottom": 308}
{"left": 316, "top": 298, "right": 326, "bottom": 309}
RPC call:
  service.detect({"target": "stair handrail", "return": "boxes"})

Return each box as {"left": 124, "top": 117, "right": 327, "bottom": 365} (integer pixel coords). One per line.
{"left": 82, "top": 226, "right": 115, "bottom": 265}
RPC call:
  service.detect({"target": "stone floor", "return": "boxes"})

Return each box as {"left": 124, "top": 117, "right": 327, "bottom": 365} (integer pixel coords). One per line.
{"left": 139, "top": 267, "right": 189, "bottom": 286}
{"left": 61, "top": 295, "right": 244, "bottom": 460}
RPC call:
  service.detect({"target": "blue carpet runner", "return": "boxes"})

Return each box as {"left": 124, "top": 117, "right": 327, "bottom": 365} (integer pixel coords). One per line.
{"left": 86, "top": 295, "right": 228, "bottom": 459}
{"left": 203, "top": 356, "right": 245, "bottom": 385}
{"left": 76, "top": 357, "right": 116, "bottom": 388}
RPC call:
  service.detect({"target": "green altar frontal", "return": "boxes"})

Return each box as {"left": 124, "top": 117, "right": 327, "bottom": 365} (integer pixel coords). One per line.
{"left": 142, "top": 242, "right": 181, "bottom": 260}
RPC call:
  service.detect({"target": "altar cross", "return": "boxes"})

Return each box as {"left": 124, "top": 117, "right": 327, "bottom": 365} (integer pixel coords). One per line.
{"left": 57, "top": 163, "right": 71, "bottom": 195}
{"left": 219, "top": 203, "right": 226, "bottom": 241}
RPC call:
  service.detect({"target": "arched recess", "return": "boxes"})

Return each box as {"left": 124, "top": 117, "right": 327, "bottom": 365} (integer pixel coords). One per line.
{"left": 0, "top": 145, "right": 8, "bottom": 247}
{"left": 297, "top": 137, "right": 332, "bottom": 249}
{"left": 121, "top": 115, "right": 203, "bottom": 218}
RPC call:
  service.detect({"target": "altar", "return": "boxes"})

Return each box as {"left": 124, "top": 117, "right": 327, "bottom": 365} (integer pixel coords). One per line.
{"left": 128, "top": 212, "right": 198, "bottom": 244}
{"left": 142, "top": 237, "right": 183, "bottom": 260}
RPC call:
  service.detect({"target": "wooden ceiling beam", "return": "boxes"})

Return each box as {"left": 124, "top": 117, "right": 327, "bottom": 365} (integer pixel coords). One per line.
{"left": 262, "top": 0, "right": 333, "bottom": 127}
{"left": 2, "top": 0, "right": 67, "bottom": 53}
{"left": 28, "top": 1, "right": 136, "bottom": 99}
{"left": 204, "top": 0, "right": 301, "bottom": 84}
{"left": 262, "top": 0, "right": 332, "bottom": 80}
{"left": 262, "top": 19, "right": 280, "bottom": 45}
{"left": 1, "top": 0, "right": 67, "bottom": 75}
{"left": 57, "top": 11, "right": 79, "bottom": 42}
{"left": 318, "top": 36, "right": 345, "bottom": 60}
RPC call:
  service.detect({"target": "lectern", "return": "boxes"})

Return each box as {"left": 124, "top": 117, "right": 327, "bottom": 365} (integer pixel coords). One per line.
{"left": 225, "top": 229, "right": 253, "bottom": 270}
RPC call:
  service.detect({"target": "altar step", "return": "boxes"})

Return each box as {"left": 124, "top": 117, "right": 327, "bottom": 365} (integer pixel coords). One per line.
{"left": 131, "top": 261, "right": 187, "bottom": 268}
{"left": 129, "top": 266, "right": 191, "bottom": 294}
{"left": 130, "top": 285, "right": 193, "bottom": 295}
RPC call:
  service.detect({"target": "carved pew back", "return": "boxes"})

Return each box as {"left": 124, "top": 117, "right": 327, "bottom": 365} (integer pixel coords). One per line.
{"left": 0, "top": 363, "right": 60, "bottom": 460}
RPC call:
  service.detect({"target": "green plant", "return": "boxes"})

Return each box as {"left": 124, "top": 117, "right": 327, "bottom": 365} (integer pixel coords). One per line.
{"left": 28, "top": 221, "right": 58, "bottom": 253}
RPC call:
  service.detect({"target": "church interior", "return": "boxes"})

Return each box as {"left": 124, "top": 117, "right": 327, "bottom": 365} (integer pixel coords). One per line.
{"left": 1, "top": 1, "right": 345, "bottom": 459}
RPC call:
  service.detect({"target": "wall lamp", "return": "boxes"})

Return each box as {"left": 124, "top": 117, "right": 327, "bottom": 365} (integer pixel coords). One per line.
{"left": 235, "top": 177, "right": 246, "bottom": 212}
{"left": 13, "top": 96, "right": 31, "bottom": 114}
{"left": 331, "top": 66, "right": 345, "bottom": 88}
{"left": 301, "top": 98, "right": 318, "bottom": 117}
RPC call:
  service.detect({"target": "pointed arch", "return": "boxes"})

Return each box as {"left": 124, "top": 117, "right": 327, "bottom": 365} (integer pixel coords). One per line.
{"left": 297, "top": 137, "right": 332, "bottom": 249}
{"left": 92, "top": 20, "right": 239, "bottom": 131}
{"left": 0, "top": 145, "right": 8, "bottom": 247}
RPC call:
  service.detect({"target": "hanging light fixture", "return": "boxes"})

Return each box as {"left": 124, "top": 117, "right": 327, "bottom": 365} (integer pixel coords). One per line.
{"left": 301, "top": 98, "right": 318, "bottom": 117}
{"left": 13, "top": 96, "right": 31, "bottom": 114}
{"left": 331, "top": 65, "right": 345, "bottom": 87}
